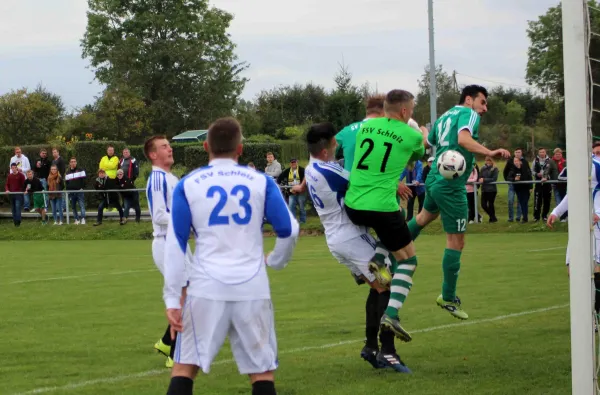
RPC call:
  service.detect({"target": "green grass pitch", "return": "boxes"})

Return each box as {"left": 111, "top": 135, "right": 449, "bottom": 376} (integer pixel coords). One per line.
{"left": 2, "top": 233, "right": 571, "bottom": 395}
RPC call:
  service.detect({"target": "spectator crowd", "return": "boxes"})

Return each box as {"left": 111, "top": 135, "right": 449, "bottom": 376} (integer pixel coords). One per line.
{"left": 3, "top": 145, "right": 141, "bottom": 227}
{"left": 2, "top": 145, "right": 569, "bottom": 227}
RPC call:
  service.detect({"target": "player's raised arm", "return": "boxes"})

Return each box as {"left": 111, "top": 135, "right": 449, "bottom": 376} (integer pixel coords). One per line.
{"left": 148, "top": 171, "right": 170, "bottom": 226}
{"left": 458, "top": 131, "right": 509, "bottom": 158}
{"left": 163, "top": 181, "right": 190, "bottom": 309}
{"left": 264, "top": 176, "right": 299, "bottom": 270}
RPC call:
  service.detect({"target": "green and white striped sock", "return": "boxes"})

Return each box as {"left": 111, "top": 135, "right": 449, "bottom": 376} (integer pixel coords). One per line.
{"left": 385, "top": 256, "right": 418, "bottom": 319}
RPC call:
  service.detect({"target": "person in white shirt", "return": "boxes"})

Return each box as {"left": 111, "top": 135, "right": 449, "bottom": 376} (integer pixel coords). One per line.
{"left": 10, "top": 147, "right": 32, "bottom": 210}
{"left": 145, "top": 135, "right": 193, "bottom": 369}
{"left": 304, "top": 122, "right": 411, "bottom": 374}
{"left": 547, "top": 144, "right": 600, "bottom": 323}
{"left": 163, "top": 117, "right": 299, "bottom": 395}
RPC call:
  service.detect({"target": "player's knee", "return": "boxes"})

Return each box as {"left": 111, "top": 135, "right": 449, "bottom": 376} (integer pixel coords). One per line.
{"left": 447, "top": 234, "right": 465, "bottom": 251}
{"left": 171, "top": 363, "right": 198, "bottom": 379}
{"left": 249, "top": 371, "right": 275, "bottom": 383}
{"left": 391, "top": 242, "right": 415, "bottom": 261}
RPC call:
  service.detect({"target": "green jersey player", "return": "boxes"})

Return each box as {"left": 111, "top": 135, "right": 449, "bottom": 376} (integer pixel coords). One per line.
{"left": 406, "top": 85, "right": 510, "bottom": 320}
{"left": 335, "top": 95, "right": 385, "bottom": 171}
{"left": 345, "top": 89, "right": 426, "bottom": 342}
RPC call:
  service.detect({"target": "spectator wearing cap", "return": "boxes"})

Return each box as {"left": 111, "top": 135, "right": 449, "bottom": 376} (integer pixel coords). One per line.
{"left": 5, "top": 163, "right": 25, "bottom": 226}
{"left": 278, "top": 158, "right": 306, "bottom": 224}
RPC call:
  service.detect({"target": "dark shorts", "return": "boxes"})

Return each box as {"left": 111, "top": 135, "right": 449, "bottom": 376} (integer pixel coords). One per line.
{"left": 344, "top": 206, "right": 412, "bottom": 252}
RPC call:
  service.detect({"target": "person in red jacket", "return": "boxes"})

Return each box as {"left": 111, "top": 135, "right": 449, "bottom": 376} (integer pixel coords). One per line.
{"left": 5, "top": 163, "right": 26, "bottom": 226}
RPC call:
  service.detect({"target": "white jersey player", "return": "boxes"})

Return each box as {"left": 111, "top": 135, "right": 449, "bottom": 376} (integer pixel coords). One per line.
{"left": 163, "top": 118, "right": 299, "bottom": 395}
{"left": 303, "top": 122, "right": 411, "bottom": 374}
{"left": 547, "top": 145, "right": 600, "bottom": 324}
{"left": 548, "top": 152, "right": 600, "bottom": 266}
{"left": 144, "top": 135, "right": 192, "bottom": 368}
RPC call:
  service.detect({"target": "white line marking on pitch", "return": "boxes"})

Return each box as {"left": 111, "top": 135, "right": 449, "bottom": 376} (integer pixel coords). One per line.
{"left": 527, "top": 247, "right": 564, "bottom": 252}
{"left": 9, "top": 269, "right": 156, "bottom": 285}
{"left": 13, "top": 303, "right": 569, "bottom": 395}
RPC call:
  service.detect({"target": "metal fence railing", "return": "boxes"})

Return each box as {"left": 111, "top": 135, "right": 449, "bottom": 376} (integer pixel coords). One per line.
{"left": 0, "top": 180, "right": 570, "bottom": 225}
{"left": 0, "top": 185, "right": 298, "bottom": 224}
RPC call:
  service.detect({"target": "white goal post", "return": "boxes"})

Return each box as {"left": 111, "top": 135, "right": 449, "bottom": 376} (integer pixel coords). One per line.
{"left": 562, "top": 0, "right": 597, "bottom": 393}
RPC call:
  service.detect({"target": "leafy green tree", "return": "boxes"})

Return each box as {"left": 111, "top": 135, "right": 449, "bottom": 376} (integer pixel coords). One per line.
{"left": 0, "top": 88, "right": 63, "bottom": 145}
{"left": 413, "top": 65, "right": 459, "bottom": 126}
{"left": 325, "top": 64, "right": 365, "bottom": 131}
{"left": 81, "top": 0, "right": 247, "bottom": 136}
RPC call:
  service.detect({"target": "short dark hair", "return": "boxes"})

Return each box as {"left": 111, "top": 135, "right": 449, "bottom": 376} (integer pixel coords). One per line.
{"left": 538, "top": 147, "right": 546, "bottom": 152}
{"left": 366, "top": 94, "right": 385, "bottom": 115}
{"left": 107, "top": 145, "right": 114, "bottom": 149}
{"left": 207, "top": 117, "right": 242, "bottom": 155}
{"left": 306, "top": 122, "right": 337, "bottom": 157}
{"left": 144, "top": 135, "right": 167, "bottom": 160}
{"left": 70, "top": 157, "right": 77, "bottom": 161}
{"left": 459, "top": 85, "right": 488, "bottom": 105}
{"left": 266, "top": 152, "right": 274, "bottom": 157}
{"left": 593, "top": 141, "right": 600, "bottom": 149}
{"left": 515, "top": 147, "right": 523, "bottom": 151}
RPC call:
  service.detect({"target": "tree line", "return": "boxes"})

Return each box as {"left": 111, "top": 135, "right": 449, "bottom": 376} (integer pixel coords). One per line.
{"left": 0, "top": 0, "right": 595, "bottom": 156}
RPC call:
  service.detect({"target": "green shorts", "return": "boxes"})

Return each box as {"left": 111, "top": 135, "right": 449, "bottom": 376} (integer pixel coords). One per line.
{"left": 32, "top": 193, "right": 45, "bottom": 210}
{"left": 423, "top": 180, "right": 468, "bottom": 234}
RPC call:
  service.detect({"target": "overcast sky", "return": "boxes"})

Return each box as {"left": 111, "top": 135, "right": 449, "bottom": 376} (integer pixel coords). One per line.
{"left": 0, "top": 0, "right": 559, "bottom": 111}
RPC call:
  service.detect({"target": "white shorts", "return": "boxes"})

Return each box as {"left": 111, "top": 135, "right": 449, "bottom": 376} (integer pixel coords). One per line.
{"left": 329, "top": 234, "right": 378, "bottom": 282}
{"left": 152, "top": 236, "right": 191, "bottom": 286}
{"left": 175, "top": 296, "right": 278, "bottom": 375}
{"left": 565, "top": 224, "right": 600, "bottom": 265}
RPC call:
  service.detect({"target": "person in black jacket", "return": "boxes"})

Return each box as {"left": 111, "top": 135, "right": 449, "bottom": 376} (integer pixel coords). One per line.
{"left": 507, "top": 157, "right": 533, "bottom": 223}
{"left": 277, "top": 158, "right": 306, "bottom": 223}
{"left": 115, "top": 169, "right": 141, "bottom": 223}
{"left": 531, "top": 147, "right": 558, "bottom": 222}
{"left": 65, "top": 158, "right": 87, "bottom": 225}
{"left": 34, "top": 148, "right": 51, "bottom": 210}
{"left": 503, "top": 148, "right": 529, "bottom": 222}
{"left": 94, "top": 169, "right": 124, "bottom": 226}
{"left": 479, "top": 156, "right": 499, "bottom": 223}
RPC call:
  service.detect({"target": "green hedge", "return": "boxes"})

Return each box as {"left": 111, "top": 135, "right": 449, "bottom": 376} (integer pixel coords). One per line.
{"left": 184, "top": 143, "right": 282, "bottom": 171}
{"left": 278, "top": 141, "right": 308, "bottom": 164}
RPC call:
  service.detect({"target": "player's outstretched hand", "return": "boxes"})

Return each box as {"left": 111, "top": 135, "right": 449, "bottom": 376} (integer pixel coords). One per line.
{"left": 166, "top": 308, "right": 183, "bottom": 339}
{"left": 397, "top": 183, "right": 413, "bottom": 200}
{"left": 490, "top": 148, "right": 511, "bottom": 159}
{"left": 546, "top": 214, "right": 558, "bottom": 228}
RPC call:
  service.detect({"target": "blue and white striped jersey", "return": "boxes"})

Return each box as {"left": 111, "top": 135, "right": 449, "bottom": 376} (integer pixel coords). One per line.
{"left": 551, "top": 156, "right": 600, "bottom": 218}
{"left": 305, "top": 157, "right": 367, "bottom": 246}
{"left": 146, "top": 166, "right": 180, "bottom": 237}
{"left": 163, "top": 158, "right": 299, "bottom": 308}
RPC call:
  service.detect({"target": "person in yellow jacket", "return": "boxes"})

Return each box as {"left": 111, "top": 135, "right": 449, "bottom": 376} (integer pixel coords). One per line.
{"left": 99, "top": 145, "right": 119, "bottom": 179}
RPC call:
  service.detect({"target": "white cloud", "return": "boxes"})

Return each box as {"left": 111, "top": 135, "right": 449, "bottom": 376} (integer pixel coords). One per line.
{"left": 0, "top": 0, "right": 87, "bottom": 53}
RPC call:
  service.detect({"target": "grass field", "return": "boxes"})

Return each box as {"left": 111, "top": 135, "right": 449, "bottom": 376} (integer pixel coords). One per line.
{"left": 2, "top": 232, "right": 572, "bottom": 395}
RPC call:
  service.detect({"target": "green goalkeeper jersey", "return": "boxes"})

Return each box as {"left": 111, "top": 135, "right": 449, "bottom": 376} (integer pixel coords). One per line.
{"left": 427, "top": 105, "right": 481, "bottom": 187}
{"left": 335, "top": 120, "right": 365, "bottom": 172}
{"left": 345, "top": 117, "right": 425, "bottom": 212}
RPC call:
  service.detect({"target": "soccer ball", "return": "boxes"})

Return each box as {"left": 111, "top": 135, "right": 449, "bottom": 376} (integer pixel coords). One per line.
{"left": 436, "top": 150, "right": 466, "bottom": 180}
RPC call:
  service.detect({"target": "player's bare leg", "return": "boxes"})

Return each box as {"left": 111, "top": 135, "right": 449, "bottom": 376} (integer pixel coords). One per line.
{"left": 166, "top": 363, "right": 198, "bottom": 395}
{"left": 379, "top": 242, "right": 417, "bottom": 343}
{"left": 435, "top": 233, "right": 468, "bottom": 320}
{"left": 249, "top": 371, "right": 277, "bottom": 395}
{"left": 407, "top": 208, "right": 439, "bottom": 241}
